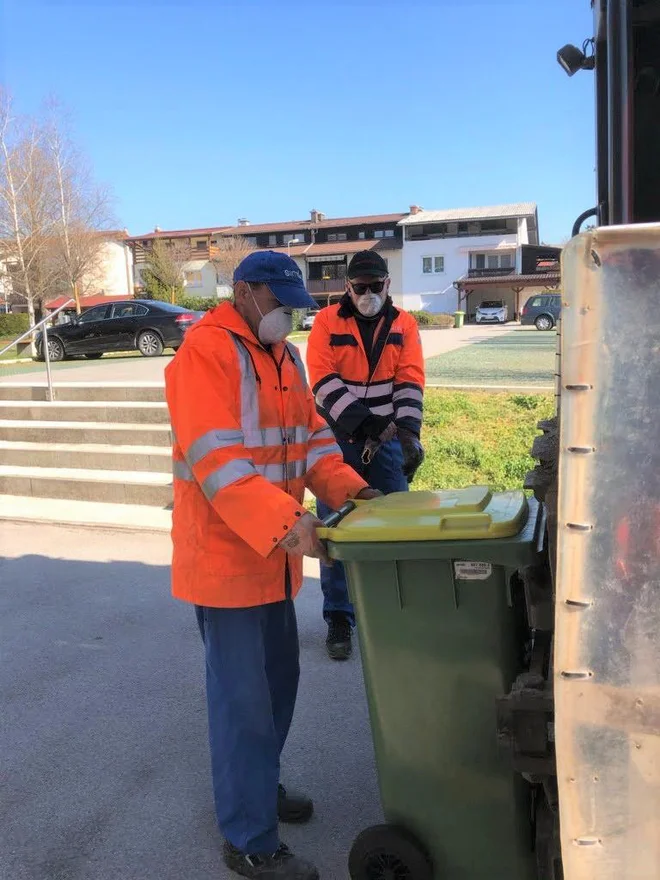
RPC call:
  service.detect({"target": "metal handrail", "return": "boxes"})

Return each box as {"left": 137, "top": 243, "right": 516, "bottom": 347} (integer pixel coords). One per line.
{"left": 0, "top": 298, "right": 75, "bottom": 401}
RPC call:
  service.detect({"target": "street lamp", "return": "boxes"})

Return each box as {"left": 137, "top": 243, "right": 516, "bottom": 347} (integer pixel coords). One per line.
{"left": 287, "top": 238, "right": 301, "bottom": 255}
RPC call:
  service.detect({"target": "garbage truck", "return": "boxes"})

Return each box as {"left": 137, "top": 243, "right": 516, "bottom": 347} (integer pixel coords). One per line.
{"left": 320, "top": 3, "right": 660, "bottom": 877}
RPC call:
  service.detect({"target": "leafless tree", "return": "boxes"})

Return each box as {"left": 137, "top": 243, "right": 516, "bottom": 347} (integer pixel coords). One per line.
{"left": 0, "top": 90, "right": 62, "bottom": 350}
{"left": 43, "top": 102, "right": 115, "bottom": 313}
{"left": 211, "top": 234, "right": 255, "bottom": 296}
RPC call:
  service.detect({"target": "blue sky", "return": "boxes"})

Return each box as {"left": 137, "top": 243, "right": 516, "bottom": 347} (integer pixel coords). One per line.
{"left": 1, "top": 0, "right": 595, "bottom": 243}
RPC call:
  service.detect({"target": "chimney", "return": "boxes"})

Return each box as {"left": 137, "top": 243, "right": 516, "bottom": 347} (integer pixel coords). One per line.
{"left": 310, "top": 209, "right": 320, "bottom": 224}
{"left": 237, "top": 218, "right": 250, "bottom": 226}
{"left": 409, "top": 205, "right": 422, "bottom": 215}
{"left": 154, "top": 225, "right": 162, "bottom": 233}
{"left": 317, "top": 212, "right": 326, "bottom": 222}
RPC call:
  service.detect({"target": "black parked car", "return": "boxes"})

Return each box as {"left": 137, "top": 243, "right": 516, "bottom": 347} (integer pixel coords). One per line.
{"left": 36, "top": 300, "right": 199, "bottom": 361}
{"left": 520, "top": 293, "right": 562, "bottom": 331}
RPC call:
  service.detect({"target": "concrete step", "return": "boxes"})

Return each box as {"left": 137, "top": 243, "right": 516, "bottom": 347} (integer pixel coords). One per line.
{"left": 0, "top": 495, "right": 171, "bottom": 532}
{"left": 0, "top": 400, "right": 169, "bottom": 424}
{"left": 0, "top": 382, "right": 165, "bottom": 403}
{"left": 0, "top": 440, "right": 171, "bottom": 472}
{"left": 0, "top": 420, "right": 172, "bottom": 446}
{"left": 0, "top": 465, "right": 173, "bottom": 507}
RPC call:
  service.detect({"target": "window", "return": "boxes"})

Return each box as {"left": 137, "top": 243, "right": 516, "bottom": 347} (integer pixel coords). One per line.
{"left": 384, "top": 229, "right": 394, "bottom": 238}
{"left": 111, "top": 303, "right": 148, "bottom": 319}
{"left": 327, "top": 233, "right": 347, "bottom": 242}
{"left": 195, "top": 240, "right": 207, "bottom": 251}
{"left": 358, "top": 231, "right": 366, "bottom": 240}
{"left": 78, "top": 305, "right": 109, "bottom": 324}
{"left": 374, "top": 230, "right": 384, "bottom": 238}
{"left": 422, "top": 256, "right": 444, "bottom": 274}
{"left": 268, "top": 234, "right": 277, "bottom": 246}
{"left": 530, "top": 297, "right": 544, "bottom": 307}
{"left": 472, "top": 252, "right": 514, "bottom": 271}
{"left": 185, "top": 271, "right": 203, "bottom": 288}
{"left": 283, "top": 233, "right": 302, "bottom": 244}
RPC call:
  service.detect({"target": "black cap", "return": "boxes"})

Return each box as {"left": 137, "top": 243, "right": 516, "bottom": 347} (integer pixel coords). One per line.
{"left": 347, "top": 250, "right": 389, "bottom": 279}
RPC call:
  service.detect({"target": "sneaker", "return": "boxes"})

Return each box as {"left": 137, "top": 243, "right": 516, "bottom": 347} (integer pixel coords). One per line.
{"left": 326, "top": 612, "right": 352, "bottom": 661}
{"left": 277, "top": 784, "right": 313, "bottom": 823}
{"left": 223, "top": 842, "right": 319, "bottom": 880}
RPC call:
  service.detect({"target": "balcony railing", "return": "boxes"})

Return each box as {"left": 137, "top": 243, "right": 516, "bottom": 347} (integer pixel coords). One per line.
{"left": 467, "top": 267, "right": 516, "bottom": 278}
{"left": 307, "top": 279, "right": 345, "bottom": 294}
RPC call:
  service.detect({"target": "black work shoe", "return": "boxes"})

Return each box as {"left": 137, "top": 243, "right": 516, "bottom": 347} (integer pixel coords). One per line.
{"left": 326, "top": 612, "right": 352, "bottom": 661}
{"left": 277, "top": 784, "right": 313, "bottom": 824}
{"left": 223, "top": 842, "right": 319, "bottom": 880}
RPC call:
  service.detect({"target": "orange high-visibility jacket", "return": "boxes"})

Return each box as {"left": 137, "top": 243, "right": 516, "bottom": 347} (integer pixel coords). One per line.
{"left": 164, "top": 302, "right": 367, "bottom": 609}
{"left": 306, "top": 297, "right": 425, "bottom": 441}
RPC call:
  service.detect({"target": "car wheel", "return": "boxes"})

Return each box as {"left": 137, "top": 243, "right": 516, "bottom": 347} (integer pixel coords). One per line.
{"left": 137, "top": 331, "right": 164, "bottom": 357}
{"left": 84, "top": 352, "right": 104, "bottom": 359}
{"left": 535, "top": 314, "right": 554, "bottom": 331}
{"left": 46, "top": 338, "right": 65, "bottom": 362}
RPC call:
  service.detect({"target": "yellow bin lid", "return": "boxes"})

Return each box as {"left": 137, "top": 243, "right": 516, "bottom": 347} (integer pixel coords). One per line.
{"left": 319, "top": 486, "right": 528, "bottom": 543}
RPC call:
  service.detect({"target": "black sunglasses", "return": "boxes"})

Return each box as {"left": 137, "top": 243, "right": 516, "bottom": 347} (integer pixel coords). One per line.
{"left": 349, "top": 280, "right": 386, "bottom": 295}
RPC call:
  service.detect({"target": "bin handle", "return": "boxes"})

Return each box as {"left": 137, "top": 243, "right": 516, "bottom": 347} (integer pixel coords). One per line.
{"left": 320, "top": 500, "right": 357, "bottom": 529}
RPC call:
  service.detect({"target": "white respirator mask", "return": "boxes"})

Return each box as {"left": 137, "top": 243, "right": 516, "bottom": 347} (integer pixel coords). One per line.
{"left": 356, "top": 293, "right": 384, "bottom": 317}
{"left": 248, "top": 284, "right": 293, "bottom": 344}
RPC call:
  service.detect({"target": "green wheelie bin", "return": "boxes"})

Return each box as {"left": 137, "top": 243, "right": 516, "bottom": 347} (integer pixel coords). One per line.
{"left": 318, "top": 486, "right": 543, "bottom": 880}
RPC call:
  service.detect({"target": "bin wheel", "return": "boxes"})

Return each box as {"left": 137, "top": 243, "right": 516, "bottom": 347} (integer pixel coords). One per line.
{"left": 349, "top": 824, "right": 433, "bottom": 880}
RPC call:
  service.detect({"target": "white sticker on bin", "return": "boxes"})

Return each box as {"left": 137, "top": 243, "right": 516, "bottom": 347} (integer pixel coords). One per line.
{"left": 454, "top": 561, "right": 492, "bottom": 580}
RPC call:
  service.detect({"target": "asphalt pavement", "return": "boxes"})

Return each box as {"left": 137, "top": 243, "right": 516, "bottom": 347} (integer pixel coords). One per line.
{"left": 0, "top": 523, "right": 381, "bottom": 880}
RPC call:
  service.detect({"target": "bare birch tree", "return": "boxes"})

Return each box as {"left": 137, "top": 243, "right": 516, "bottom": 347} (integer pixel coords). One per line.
{"left": 0, "top": 90, "right": 61, "bottom": 351}
{"left": 44, "top": 102, "right": 115, "bottom": 313}
{"left": 211, "top": 234, "right": 255, "bottom": 297}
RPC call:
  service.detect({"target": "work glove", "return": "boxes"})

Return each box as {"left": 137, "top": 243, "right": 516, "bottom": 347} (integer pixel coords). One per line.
{"left": 358, "top": 414, "right": 397, "bottom": 444}
{"left": 278, "top": 512, "right": 331, "bottom": 565}
{"left": 398, "top": 428, "right": 425, "bottom": 483}
{"left": 356, "top": 488, "right": 384, "bottom": 501}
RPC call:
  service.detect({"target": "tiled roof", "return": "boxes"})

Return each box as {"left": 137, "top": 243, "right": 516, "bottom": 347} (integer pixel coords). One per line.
{"left": 400, "top": 203, "right": 537, "bottom": 226}
{"left": 126, "top": 226, "right": 229, "bottom": 242}
{"left": 221, "top": 213, "right": 407, "bottom": 236}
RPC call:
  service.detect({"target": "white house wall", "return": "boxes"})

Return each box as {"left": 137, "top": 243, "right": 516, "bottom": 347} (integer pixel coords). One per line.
{"left": 83, "top": 240, "right": 134, "bottom": 298}
{"left": 401, "top": 234, "right": 518, "bottom": 314}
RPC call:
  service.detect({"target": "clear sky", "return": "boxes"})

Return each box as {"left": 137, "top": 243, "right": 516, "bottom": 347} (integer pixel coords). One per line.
{"left": 1, "top": 0, "right": 596, "bottom": 244}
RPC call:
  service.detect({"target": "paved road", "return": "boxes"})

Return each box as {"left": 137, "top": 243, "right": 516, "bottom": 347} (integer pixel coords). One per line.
{"left": 0, "top": 523, "right": 380, "bottom": 880}
{"left": 0, "top": 324, "right": 516, "bottom": 385}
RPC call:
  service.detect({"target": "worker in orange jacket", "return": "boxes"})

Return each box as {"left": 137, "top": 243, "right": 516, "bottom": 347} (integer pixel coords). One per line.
{"left": 165, "top": 251, "right": 377, "bottom": 880}
{"left": 307, "top": 250, "right": 425, "bottom": 660}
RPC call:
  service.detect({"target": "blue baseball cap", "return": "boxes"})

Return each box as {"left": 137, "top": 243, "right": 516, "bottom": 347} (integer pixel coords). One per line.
{"left": 234, "top": 250, "right": 317, "bottom": 310}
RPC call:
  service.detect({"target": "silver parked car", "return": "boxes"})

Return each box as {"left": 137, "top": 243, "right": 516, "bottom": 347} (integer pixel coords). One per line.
{"left": 475, "top": 300, "right": 508, "bottom": 324}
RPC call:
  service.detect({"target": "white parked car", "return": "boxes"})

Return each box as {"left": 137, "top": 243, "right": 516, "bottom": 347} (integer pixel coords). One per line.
{"left": 475, "top": 300, "right": 508, "bottom": 324}
{"left": 302, "top": 313, "right": 316, "bottom": 331}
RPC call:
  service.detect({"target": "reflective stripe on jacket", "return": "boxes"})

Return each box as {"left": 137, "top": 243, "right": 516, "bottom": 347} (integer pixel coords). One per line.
{"left": 165, "top": 302, "right": 367, "bottom": 608}
{"left": 306, "top": 296, "right": 425, "bottom": 440}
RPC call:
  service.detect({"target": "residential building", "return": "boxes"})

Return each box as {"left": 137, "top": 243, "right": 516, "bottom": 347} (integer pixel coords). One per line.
{"left": 218, "top": 209, "right": 407, "bottom": 306}
{"left": 126, "top": 226, "right": 227, "bottom": 299}
{"left": 399, "top": 203, "right": 543, "bottom": 315}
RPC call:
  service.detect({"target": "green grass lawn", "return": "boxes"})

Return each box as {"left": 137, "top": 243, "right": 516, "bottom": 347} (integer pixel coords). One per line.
{"left": 425, "top": 329, "right": 556, "bottom": 387}
{"left": 306, "top": 388, "right": 555, "bottom": 514}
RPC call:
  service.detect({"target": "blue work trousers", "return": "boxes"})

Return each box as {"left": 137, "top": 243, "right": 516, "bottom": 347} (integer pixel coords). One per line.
{"left": 316, "top": 437, "right": 408, "bottom": 626}
{"left": 195, "top": 598, "right": 299, "bottom": 855}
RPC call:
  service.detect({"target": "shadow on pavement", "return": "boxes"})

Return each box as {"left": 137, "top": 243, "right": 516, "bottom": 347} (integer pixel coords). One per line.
{"left": 0, "top": 555, "right": 379, "bottom": 880}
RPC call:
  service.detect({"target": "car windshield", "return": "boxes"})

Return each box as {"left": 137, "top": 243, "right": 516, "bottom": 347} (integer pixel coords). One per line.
{"left": 481, "top": 301, "right": 504, "bottom": 309}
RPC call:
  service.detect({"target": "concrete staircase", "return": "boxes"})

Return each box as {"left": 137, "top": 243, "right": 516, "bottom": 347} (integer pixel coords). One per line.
{"left": 0, "top": 383, "right": 172, "bottom": 532}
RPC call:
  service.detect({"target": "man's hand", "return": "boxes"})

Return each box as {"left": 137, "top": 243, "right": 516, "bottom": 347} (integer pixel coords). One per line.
{"left": 377, "top": 422, "right": 397, "bottom": 444}
{"left": 356, "top": 488, "right": 383, "bottom": 501}
{"left": 398, "top": 429, "right": 425, "bottom": 482}
{"left": 279, "top": 512, "right": 331, "bottom": 564}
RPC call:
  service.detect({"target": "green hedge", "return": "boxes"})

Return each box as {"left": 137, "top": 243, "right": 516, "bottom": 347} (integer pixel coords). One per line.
{"left": 409, "top": 310, "right": 454, "bottom": 328}
{"left": 0, "top": 313, "right": 30, "bottom": 337}
{"left": 176, "top": 295, "right": 221, "bottom": 312}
